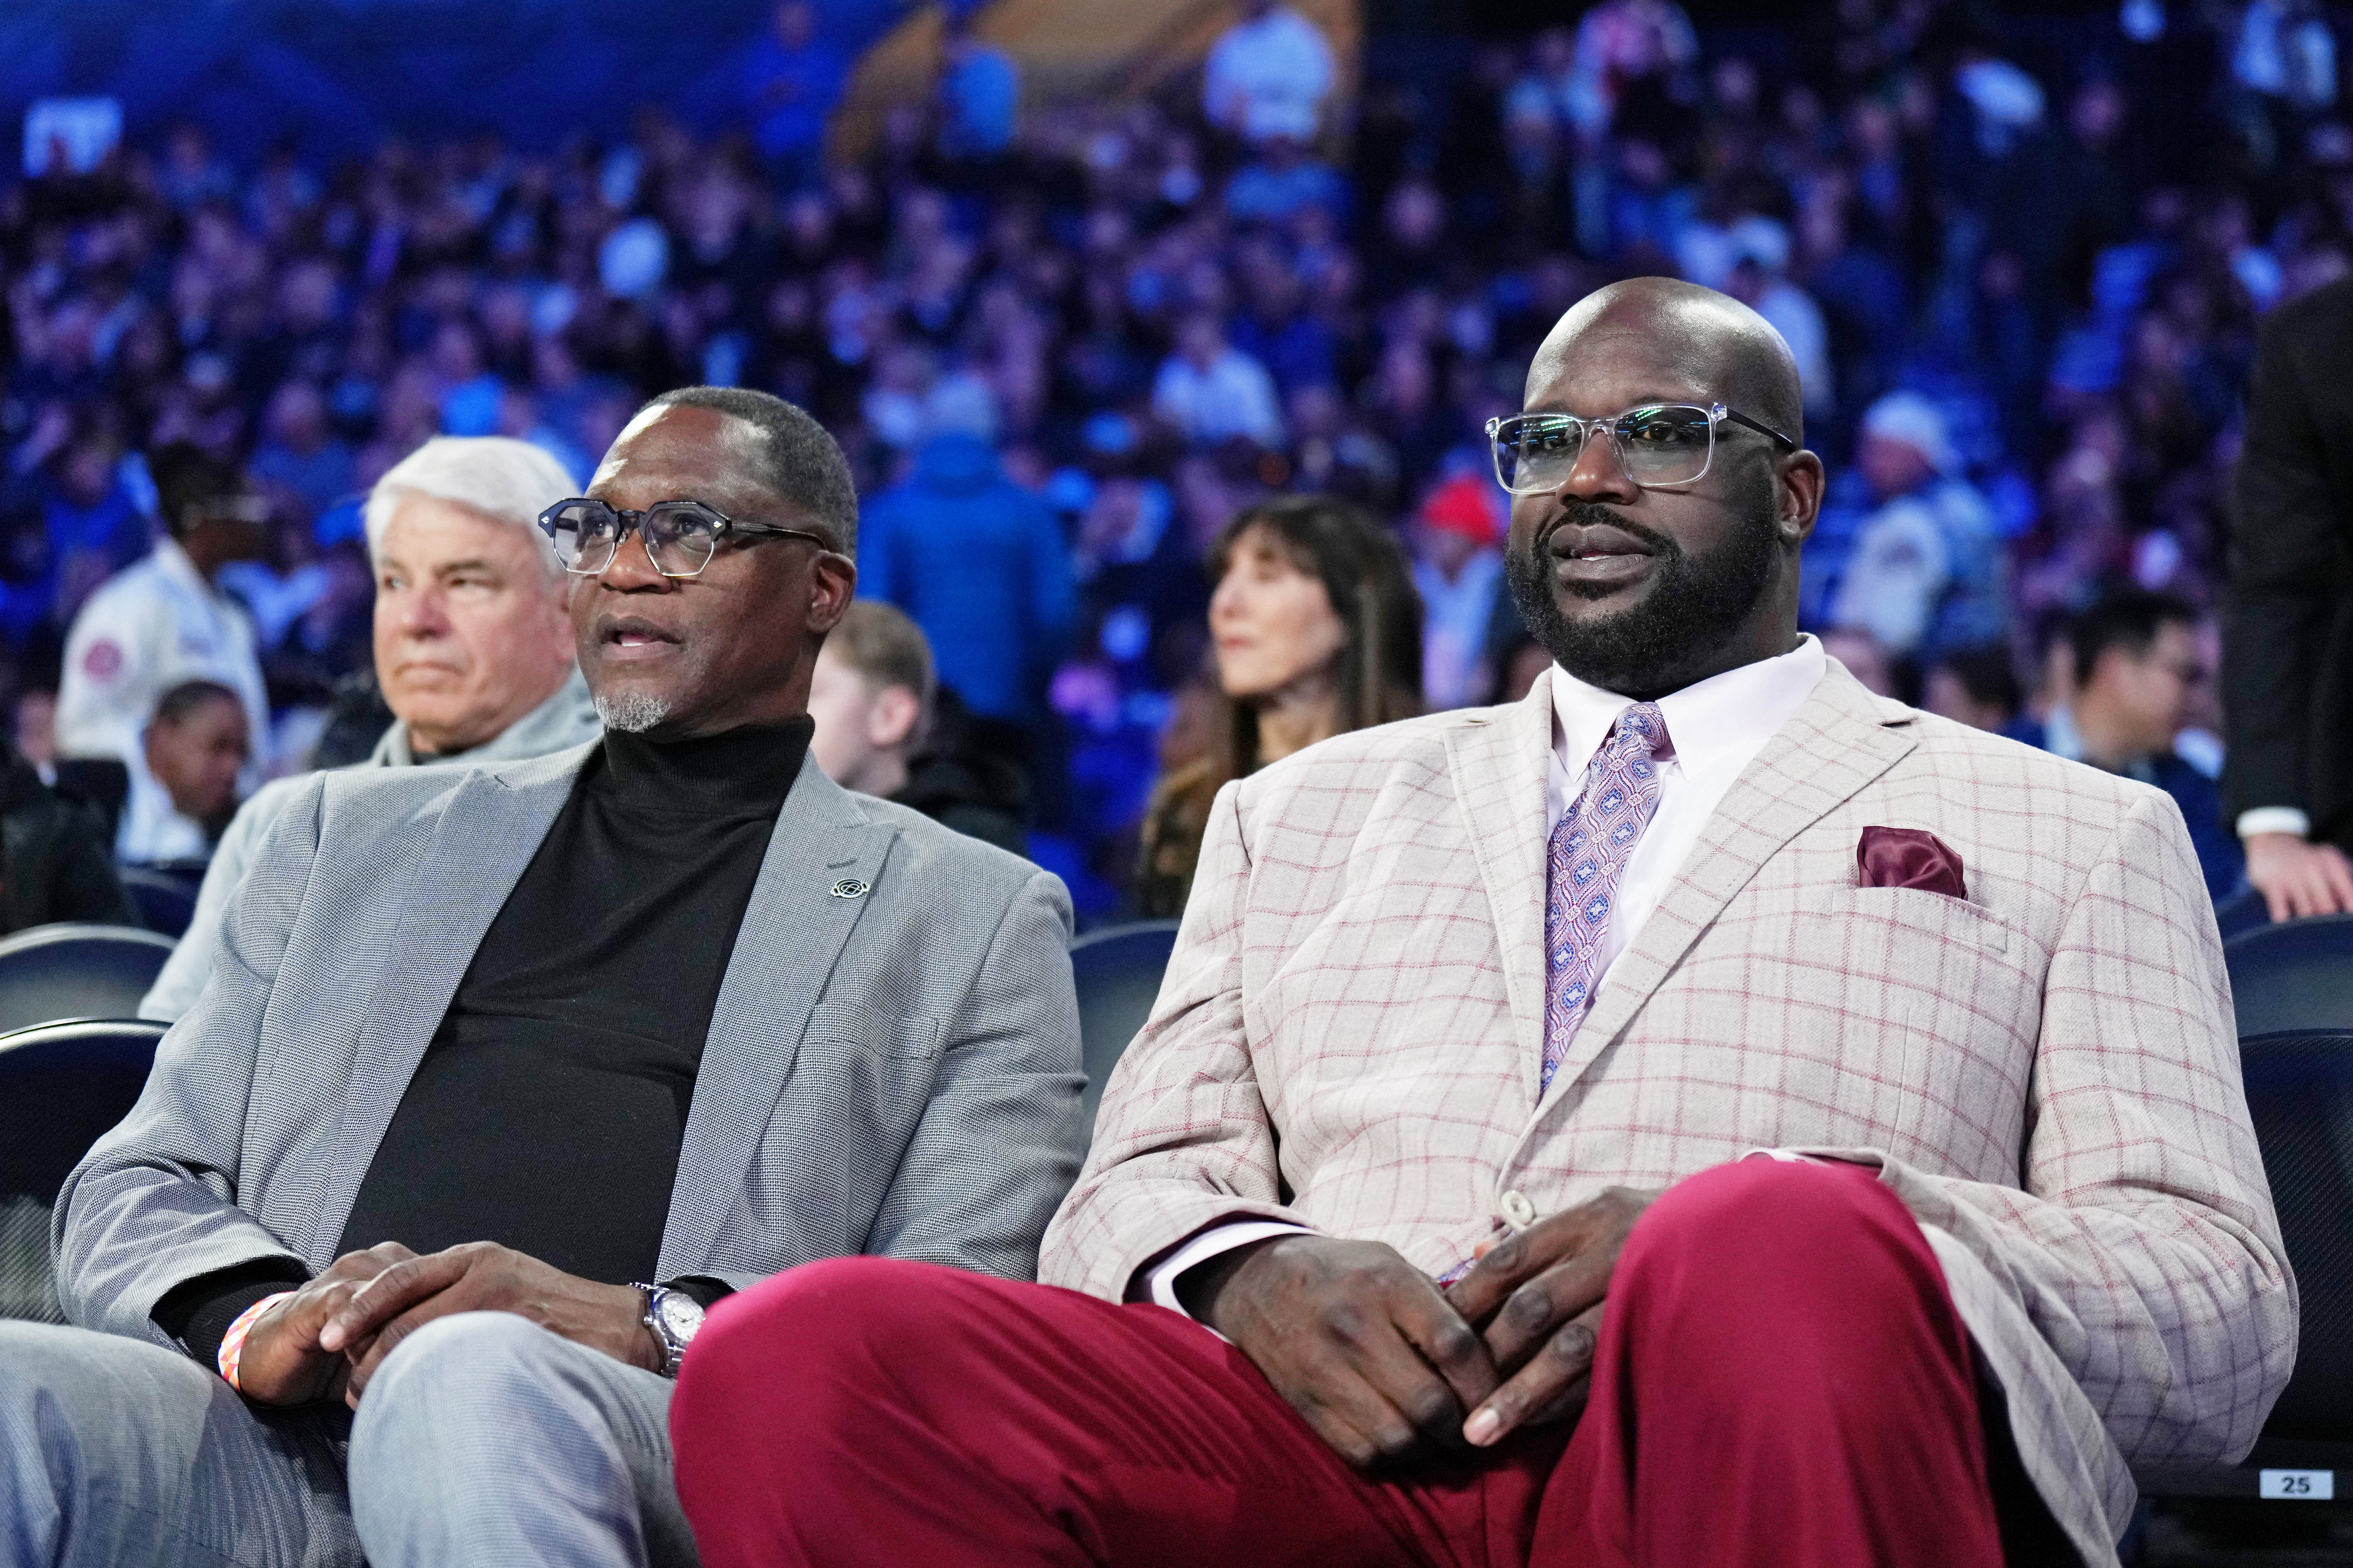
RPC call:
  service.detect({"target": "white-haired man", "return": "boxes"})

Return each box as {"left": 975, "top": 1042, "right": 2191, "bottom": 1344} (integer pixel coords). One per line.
{"left": 141, "top": 436, "right": 599, "bottom": 1020}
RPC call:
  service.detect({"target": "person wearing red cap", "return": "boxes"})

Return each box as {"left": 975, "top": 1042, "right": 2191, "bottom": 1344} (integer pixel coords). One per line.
{"left": 1413, "top": 471, "right": 1507, "bottom": 709}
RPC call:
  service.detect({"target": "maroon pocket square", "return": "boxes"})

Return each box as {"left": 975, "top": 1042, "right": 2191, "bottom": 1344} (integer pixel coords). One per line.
{"left": 1856, "top": 826, "right": 1967, "bottom": 899}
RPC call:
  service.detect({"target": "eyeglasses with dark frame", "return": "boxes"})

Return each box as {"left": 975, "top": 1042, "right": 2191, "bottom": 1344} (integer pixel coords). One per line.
{"left": 1483, "top": 402, "right": 1799, "bottom": 495}
{"left": 537, "top": 497, "right": 835, "bottom": 579}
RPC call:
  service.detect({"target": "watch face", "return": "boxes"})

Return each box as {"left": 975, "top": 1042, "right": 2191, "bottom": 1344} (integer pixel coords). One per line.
{"left": 656, "top": 1292, "right": 705, "bottom": 1344}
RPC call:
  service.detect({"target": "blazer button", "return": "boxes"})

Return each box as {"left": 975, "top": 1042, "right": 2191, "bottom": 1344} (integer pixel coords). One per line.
{"left": 1498, "top": 1190, "right": 1539, "bottom": 1229}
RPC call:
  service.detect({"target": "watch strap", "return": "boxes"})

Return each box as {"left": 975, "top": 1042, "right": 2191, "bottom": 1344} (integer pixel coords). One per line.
{"left": 633, "top": 1282, "right": 687, "bottom": 1378}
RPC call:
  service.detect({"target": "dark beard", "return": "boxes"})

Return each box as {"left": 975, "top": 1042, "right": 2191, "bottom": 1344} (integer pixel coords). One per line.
{"left": 1504, "top": 489, "right": 1780, "bottom": 699}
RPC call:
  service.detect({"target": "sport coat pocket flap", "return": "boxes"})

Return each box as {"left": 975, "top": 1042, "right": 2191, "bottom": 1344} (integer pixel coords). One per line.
{"left": 1798, "top": 885, "right": 2012, "bottom": 955}
{"left": 889, "top": 1012, "right": 943, "bottom": 1059}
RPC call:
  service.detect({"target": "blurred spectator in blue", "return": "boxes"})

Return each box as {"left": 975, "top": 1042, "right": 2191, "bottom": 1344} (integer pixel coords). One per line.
{"left": 431, "top": 323, "right": 503, "bottom": 437}
{"left": 1203, "top": 0, "right": 1337, "bottom": 146}
{"left": 249, "top": 382, "right": 355, "bottom": 524}
{"left": 937, "top": 12, "right": 1020, "bottom": 161}
{"left": 1723, "top": 232, "right": 1834, "bottom": 419}
{"left": 858, "top": 391, "right": 1075, "bottom": 764}
{"left": 16, "top": 427, "right": 153, "bottom": 636}
{"left": 743, "top": 0, "right": 848, "bottom": 188}
{"left": 2024, "top": 590, "right": 2243, "bottom": 898}
{"left": 1230, "top": 237, "right": 1337, "bottom": 394}
{"left": 1074, "top": 471, "right": 1203, "bottom": 661}
{"left": 1567, "top": 0, "right": 1697, "bottom": 137}
{"left": 1226, "top": 135, "right": 1346, "bottom": 226}
{"left": 1794, "top": 175, "right": 1907, "bottom": 416}
{"left": 1153, "top": 311, "right": 1286, "bottom": 449}
{"left": 1410, "top": 473, "right": 1504, "bottom": 712}
{"left": 2230, "top": 0, "right": 2338, "bottom": 171}
{"left": 1828, "top": 392, "right": 2006, "bottom": 660}
{"left": 156, "top": 124, "right": 233, "bottom": 213}
{"left": 1924, "top": 645, "right": 2031, "bottom": 741}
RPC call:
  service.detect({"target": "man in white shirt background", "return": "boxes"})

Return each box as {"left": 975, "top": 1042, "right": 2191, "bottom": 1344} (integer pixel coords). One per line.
{"left": 56, "top": 443, "right": 270, "bottom": 799}
{"left": 666, "top": 279, "right": 2286, "bottom": 1568}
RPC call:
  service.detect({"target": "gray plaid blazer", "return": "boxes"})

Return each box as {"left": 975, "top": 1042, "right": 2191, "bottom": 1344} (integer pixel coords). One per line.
{"left": 55, "top": 742, "right": 1086, "bottom": 1346}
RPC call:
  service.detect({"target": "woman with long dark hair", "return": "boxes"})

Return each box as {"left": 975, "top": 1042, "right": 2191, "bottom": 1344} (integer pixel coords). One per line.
{"left": 1135, "top": 495, "right": 1423, "bottom": 918}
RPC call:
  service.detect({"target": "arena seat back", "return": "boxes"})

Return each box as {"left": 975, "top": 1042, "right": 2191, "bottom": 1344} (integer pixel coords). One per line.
{"left": 0, "top": 923, "right": 175, "bottom": 1036}
{"left": 2226, "top": 913, "right": 2353, "bottom": 1038}
{"left": 0, "top": 1017, "right": 169, "bottom": 1322}
{"left": 117, "top": 866, "right": 203, "bottom": 939}
{"left": 1068, "top": 920, "right": 1181, "bottom": 1138}
{"left": 2236, "top": 1028, "right": 2353, "bottom": 1441}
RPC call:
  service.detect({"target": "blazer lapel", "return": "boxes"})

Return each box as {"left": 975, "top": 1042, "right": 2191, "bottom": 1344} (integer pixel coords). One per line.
{"left": 310, "top": 746, "right": 589, "bottom": 1258}
{"left": 1533, "top": 662, "right": 1918, "bottom": 1112}
{"left": 1445, "top": 673, "right": 1558, "bottom": 1095}
{"left": 659, "top": 755, "right": 899, "bottom": 1277}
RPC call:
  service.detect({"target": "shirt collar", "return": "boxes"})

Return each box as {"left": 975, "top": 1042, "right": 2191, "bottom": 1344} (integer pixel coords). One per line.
{"left": 1550, "top": 634, "right": 1827, "bottom": 777}
{"left": 153, "top": 537, "right": 215, "bottom": 599}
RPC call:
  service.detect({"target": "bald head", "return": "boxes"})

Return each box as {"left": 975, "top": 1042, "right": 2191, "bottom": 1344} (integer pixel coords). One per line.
{"left": 1501, "top": 276, "right": 1826, "bottom": 700}
{"left": 1529, "top": 278, "right": 1804, "bottom": 444}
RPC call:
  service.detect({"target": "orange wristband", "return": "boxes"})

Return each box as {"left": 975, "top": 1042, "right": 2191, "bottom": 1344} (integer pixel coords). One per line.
{"left": 216, "top": 1291, "right": 296, "bottom": 1391}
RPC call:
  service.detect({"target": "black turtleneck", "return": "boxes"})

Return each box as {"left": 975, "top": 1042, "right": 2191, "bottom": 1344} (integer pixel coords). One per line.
{"left": 333, "top": 717, "right": 813, "bottom": 1288}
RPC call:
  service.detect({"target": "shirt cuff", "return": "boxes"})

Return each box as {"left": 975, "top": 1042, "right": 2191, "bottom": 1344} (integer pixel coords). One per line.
{"left": 1138, "top": 1220, "right": 1314, "bottom": 1325}
{"left": 664, "top": 1277, "right": 733, "bottom": 1311}
{"left": 152, "top": 1259, "right": 312, "bottom": 1369}
{"left": 2237, "top": 807, "right": 2312, "bottom": 841}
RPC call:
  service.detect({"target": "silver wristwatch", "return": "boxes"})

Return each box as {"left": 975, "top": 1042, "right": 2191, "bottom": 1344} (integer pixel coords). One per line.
{"left": 634, "top": 1283, "right": 705, "bottom": 1378}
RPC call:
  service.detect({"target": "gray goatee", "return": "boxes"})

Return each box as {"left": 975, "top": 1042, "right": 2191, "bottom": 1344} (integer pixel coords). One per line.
{"left": 594, "top": 690, "right": 672, "bottom": 734}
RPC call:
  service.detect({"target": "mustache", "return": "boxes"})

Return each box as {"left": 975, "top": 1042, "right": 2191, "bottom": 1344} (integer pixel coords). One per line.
{"left": 1529, "top": 500, "right": 1683, "bottom": 559}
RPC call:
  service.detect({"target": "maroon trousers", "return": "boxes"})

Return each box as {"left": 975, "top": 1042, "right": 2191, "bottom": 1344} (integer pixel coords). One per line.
{"left": 671, "top": 1159, "right": 2018, "bottom": 1568}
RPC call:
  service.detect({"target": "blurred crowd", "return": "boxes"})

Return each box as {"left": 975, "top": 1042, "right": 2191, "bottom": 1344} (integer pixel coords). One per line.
{"left": 1, "top": 0, "right": 2344, "bottom": 918}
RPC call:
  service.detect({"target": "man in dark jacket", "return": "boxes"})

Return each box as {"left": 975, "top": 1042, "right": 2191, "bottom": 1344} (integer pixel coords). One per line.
{"left": 808, "top": 599, "right": 1027, "bottom": 855}
{"left": 0, "top": 742, "right": 137, "bottom": 933}
{"left": 2225, "top": 274, "right": 2353, "bottom": 920}
{"left": 2024, "top": 590, "right": 2243, "bottom": 899}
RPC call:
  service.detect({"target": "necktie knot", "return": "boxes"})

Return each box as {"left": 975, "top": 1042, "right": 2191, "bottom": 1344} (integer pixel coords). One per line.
{"left": 1610, "top": 702, "right": 1671, "bottom": 771}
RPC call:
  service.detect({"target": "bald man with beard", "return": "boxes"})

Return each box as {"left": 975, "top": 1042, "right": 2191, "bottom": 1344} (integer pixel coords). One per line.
{"left": 667, "top": 281, "right": 2292, "bottom": 1568}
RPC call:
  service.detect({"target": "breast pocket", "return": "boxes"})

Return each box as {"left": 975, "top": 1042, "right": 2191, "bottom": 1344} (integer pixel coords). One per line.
{"left": 1794, "top": 887, "right": 2041, "bottom": 1173}
{"left": 889, "top": 1012, "right": 942, "bottom": 1061}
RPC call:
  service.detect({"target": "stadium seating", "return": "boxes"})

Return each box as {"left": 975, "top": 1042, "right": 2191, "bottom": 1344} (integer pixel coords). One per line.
{"left": 1068, "top": 920, "right": 1180, "bottom": 1136}
{"left": 0, "top": 1017, "right": 169, "bottom": 1322}
{"left": 0, "top": 923, "right": 175, "bottom": 1035}
{"left": 2138, "top": 930, "right": 2353, "bottom": 1503}
{"left": 2212, "top": 886, "right": 2270, "bottom": 943}
{"left": 2226, "top": 913, "right": 2353, "bottom": 1037}
{"left": 117, "top": 866, "right": 202, "bottom": 939}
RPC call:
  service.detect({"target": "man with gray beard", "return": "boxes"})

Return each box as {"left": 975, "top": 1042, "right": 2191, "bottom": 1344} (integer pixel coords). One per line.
{"left": 0, "top": 386, "right": 1085, "bottom": 1568}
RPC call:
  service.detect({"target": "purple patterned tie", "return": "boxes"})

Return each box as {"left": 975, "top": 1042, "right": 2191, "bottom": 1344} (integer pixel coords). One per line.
{"left": 1542, "top": 701, "right": 1670, "bottom": 1092}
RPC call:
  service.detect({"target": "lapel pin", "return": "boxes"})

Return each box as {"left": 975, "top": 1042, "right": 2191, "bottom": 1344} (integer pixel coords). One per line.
{"left": 829, "top": 878, "right": 870, "bottom": 899}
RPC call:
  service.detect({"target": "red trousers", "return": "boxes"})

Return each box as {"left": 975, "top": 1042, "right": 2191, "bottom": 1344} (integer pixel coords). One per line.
{"left": 671, "top": 1159, "right": 2022, "bottom": 1568}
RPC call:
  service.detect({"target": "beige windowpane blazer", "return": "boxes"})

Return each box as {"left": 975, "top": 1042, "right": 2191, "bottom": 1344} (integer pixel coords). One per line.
{"left": 1041, "top": 659, "right": 2294, "bottom": 1567}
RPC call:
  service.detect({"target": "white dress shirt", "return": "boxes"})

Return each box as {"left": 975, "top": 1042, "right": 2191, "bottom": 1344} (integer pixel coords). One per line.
{"left": 1140, "top": 637, "right": 1830, "bottom": 1317}
{"left": 1544, "top": 634, "right": 1825, "bottom": 991}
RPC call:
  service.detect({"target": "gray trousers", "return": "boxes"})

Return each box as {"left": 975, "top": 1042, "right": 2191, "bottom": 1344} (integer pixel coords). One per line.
{"left": 0, "top": 1312, "right": 697, "bottom": 1568}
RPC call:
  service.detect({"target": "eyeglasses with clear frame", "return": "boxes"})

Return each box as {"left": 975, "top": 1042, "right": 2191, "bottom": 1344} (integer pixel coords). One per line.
{"left": 1484, "top": 403, "right": 1798, "bottom": 495}
{"left": 537, "top": 497, "right": 835, "bottom": 579}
